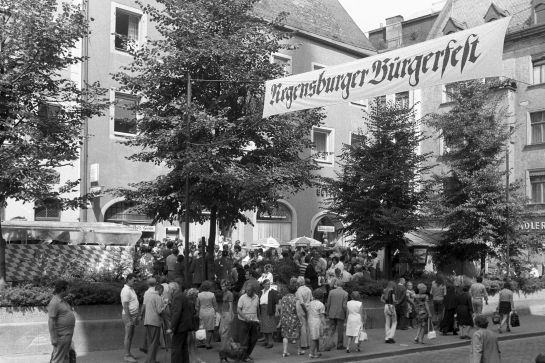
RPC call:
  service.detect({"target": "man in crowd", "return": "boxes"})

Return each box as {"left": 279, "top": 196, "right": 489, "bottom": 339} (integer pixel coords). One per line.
{"left": 470, "top": 276, "right": 488, "bottom": 316}
{"left": 141, "top": 284, "right": 170, "bottom": 363}
{"left": 121, "top": 273, "right": 140, "bottom": 363}
{"left": 165, "top": 246, "right": 178, "bottom": 282}
{"left": 326, "top": 279, "right": 348, "bottom": 350}
{"left": 237, "top": 285, "right": 260, "bottom": 362}
{"left": 171, "top": 283, "right": 197, "bottom": 363}
{"left": 395, "top": 277, "right": 408, "bottom": 330}
{"left": 48, "top": 280, "right": 76, "bottom": 363}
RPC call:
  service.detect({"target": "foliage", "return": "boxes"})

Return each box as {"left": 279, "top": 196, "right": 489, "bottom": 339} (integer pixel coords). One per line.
{"left": 425, "top": 80, "right": 525, "bottom": 270}
{"left": 0, "top": 0, "right": 107, "bottom": 287}
{"left": 112, "top": 0, "right": 324, "bottom": 268}
{"left": 325, "top": 101, "right": 432, "bottom": 276}
{"left": 0, "top": 280, "right": 123, "bottom": 307}
{"left": 344, "top": 277, "right": 387, "bottom": 297}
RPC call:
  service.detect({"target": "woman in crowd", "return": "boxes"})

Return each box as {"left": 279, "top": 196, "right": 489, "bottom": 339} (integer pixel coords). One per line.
{"left": 430, "top": 278, "right": 446, "bottom": 329}
{"left": 455, "top": 285, "right": 474, "bottom": 339}
{"left": 259, "top": 279, "right": 279, "bottom": 348}
{"left": 381, "top": 281, "right": 397, "bottom": 344}
{"left": 345, "top": 291, "right": 367, "bottom": 353}
{"left": 196, "top": 281, "right": 218, "bottom": 349}
{"left": 307, "top": 289, "right": 326, "bottom": 359}
{"left": 497, "top": 281, "right": 514, "bottom": 333}
{"left": 405, "top": 281, "right": 416, "bottom": 329}
{"left": 278, "top": 282, "right": 301, "bottom": 357}
{"left": 471, "top": 315, "right": 501, "bottom": 363}
{"left": 258, "top": 264, "right": 274, "bottom": 284}
{"left": 186, "top": 288, "right": 205, "bottom": 363}
{"left": 219, "top": 280, "right": 234, "bottom": 351}
{"left": 413, "top": 283, "right": 431, "bottom": 344}
{"left": 440, "top": 285, "right": 458, "bottom": 336}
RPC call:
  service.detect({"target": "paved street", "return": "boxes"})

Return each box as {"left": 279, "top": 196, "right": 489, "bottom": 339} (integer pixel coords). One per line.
{"left": 358, "top": 336, "right": 545, "bottom": 363}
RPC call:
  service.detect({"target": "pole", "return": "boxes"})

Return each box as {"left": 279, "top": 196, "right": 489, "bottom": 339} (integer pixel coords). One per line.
{"left": 184, "top": 72, "right": 191, "bottom": 282}
{"left": 505, "top": 138, "right": 510, "bottom": 278}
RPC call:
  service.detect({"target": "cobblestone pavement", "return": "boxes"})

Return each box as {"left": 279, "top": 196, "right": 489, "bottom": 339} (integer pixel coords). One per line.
{"left": 354, "top": 336, "right": 545, "bottom": 363}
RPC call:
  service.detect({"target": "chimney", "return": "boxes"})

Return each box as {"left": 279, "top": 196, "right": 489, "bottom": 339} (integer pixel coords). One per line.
{"left": 385, "top": 15, "right": 404, "bottom": 49}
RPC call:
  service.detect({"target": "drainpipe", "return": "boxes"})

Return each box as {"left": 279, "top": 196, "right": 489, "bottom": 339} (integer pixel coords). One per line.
{"left": 80, "top": 0, "right": 90, "bottom": 222}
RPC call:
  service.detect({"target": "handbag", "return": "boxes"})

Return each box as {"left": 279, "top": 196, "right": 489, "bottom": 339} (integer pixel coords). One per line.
{"left": 510, "top": 311, "right": 520, "bottom": 327}
{"left": 427, "top": 319, "right": 437, "bottom": 340}
{"left": 195, "top": 328, "right": 207, "bottom": 341}
{"left": 492, "top": 311, "right": 501, "bottom": 325}
{"left": 358, "top": 328, "right": 368, "bottom": 342}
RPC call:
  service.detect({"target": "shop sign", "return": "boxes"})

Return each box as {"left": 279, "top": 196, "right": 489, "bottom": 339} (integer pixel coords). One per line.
{"left": 317, "top": 225, "right": 335, "bottom": 232}
{"left": 520, "top": 220, "right": 545, "bottom": 232}
{"left": 130, "top": 225, "right": 156, "bottom": 232}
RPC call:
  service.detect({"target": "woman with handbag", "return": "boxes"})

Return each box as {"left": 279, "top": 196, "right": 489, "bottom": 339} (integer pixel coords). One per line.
{"left": 455, "top": 285, "right": 474, "bottom": 339}
{"left": 381, "top": 281, "right": 398, "bottom": 344}
{"left": 413, "top": 283, "right": 431, "bottom": 344}
{"left": 345, "top": 291, "right": 367, "bottom": 353}
{"left": 497, "top": 281, "right": 514, "bottom": 333}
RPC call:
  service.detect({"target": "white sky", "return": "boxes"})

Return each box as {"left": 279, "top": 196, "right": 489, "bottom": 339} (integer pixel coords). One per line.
{"left": 339, "top": 0, "right": 446, "bottom": 35}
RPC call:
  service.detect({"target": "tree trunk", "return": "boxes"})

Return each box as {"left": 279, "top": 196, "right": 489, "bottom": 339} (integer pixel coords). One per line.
{"left": 0, "top": 217, "right": 6, "bottom": 289}
{"left": 206, "top": 206, "right": 218, "bottom": 281}
{"left": 480, "top": 251, "right": 487, "bottom": 276}
{"left": 384, "top": 245, "right": 392, "bottom": 280}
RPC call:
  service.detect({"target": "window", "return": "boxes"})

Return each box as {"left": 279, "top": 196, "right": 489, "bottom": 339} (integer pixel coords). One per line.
{"left": 115, "top": 9, "right": 140, "bottom": 51}
{"left": 536, "top": 4, "right": 545, "bottom": 24}
{"left": 105, "top": 201, "right": 152, "bottom": 224}
{"left": 395, "top": 91, "right": 410, "bottom": 108}
{"left": 34, "top": 199, "right": 61, "bottom": 221}
{"left": 533, "top": 59, "right": 545, "bottom": 85}
{"left": 271, "top": 53, "right": 292, "bottom": 76}
{"left": 114, "top": 93, "right": 138, "bottom": 135}
{"left": 350, "top": 132, "right": 365, "bottom": 147}
{"left": 530, "top": 111, "right": 545, "bottom": 144}
{"left": 312, "top": 127, "right": 334, "bottom": 164}
{"left": 374, "top": 95, "right": 386, "bottom": 107}
{"left": 442, "top": 83, "right": 456, "bottom": 103}
{"left": 530, "top": 171, "right": 545, "bottom": 204}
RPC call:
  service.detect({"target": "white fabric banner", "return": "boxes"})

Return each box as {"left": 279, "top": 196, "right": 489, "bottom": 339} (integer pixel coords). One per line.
{"left": 263, "top": 17, "right": 511, "bottom": 117}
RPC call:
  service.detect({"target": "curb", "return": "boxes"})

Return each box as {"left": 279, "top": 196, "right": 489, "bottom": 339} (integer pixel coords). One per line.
{"left": 307, "top": 331, "right": 545, "bottom": 363}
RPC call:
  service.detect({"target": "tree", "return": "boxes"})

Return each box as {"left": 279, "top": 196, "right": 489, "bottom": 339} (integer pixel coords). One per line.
{"left": 425, "top": 80, "right": 525, "bottom": 274}
{"left": 113, "top": 0, "right": 324, "bottom": 277}
{"left": 0, "top": 0, "right": 106, "bottom": 288}
{"left": 325, "top": 101, "right": 432, "bottom": 278}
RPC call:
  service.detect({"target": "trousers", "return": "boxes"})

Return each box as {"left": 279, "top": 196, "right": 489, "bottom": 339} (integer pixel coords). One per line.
{"left": 171, "top": 331, "right": 190, "bottom": 363}
{"left": 238, "top": 320, "right": 259, "bottom": 359}
{"left": 384, "top": 304, "right": 397, "bottom": 340}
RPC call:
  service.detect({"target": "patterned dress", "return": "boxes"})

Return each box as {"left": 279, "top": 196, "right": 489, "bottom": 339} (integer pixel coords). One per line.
{"left": 280, "top": 293, "right": 300, "bottom": 339}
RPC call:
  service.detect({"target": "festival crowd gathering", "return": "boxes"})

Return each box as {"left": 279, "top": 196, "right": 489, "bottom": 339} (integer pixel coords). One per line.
{"left": 47, "top": 238, "right": 527, "bottom": 363}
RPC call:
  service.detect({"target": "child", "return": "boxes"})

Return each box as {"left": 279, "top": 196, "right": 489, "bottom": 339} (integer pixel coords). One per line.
{"left": 471, "top": 315, "right": 501, "bottom": 363}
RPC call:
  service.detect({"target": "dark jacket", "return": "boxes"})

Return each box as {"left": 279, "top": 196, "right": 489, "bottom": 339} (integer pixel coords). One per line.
{"left": 265, "top": 289, "right": 279, "bottom": 316}
{"left": 170, "top": 291, "right": 197, "bottom": 333}
{"left": 394, "top": 284, "right": 407, "bottom": 306}
{"left": 304, "top": 264, "right": 319, "bottom": 290}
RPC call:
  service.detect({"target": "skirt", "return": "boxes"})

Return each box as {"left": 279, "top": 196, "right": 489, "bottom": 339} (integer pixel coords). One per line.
{"left": 199, "top": 309, "right": 216, "bottom": 331}
{"left": 499, "top": 301, "right": 512, "bottom": 315}
{"left": 260, "top": 304, "right": 278, "bottom": 334}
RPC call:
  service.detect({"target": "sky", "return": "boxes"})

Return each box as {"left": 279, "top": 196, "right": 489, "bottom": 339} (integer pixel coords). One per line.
{"left": 339, "top": 0, "right": 445, "bottom": 34}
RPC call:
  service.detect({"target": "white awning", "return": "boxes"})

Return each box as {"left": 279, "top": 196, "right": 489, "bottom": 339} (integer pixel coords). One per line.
{"left": 1, "top": 221, "right": 142, "bottom": 245}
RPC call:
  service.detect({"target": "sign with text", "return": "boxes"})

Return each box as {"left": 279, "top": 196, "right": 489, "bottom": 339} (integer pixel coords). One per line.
{"left": 317, "top": 225, "right": 335, "bottom": 232}
{"left": 263, "top": 17, "right": 511, "bottom": 117}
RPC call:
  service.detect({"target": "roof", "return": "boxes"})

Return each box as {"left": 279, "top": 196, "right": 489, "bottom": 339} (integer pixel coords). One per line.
{"left": 253, "top": 0, "right": 376, "bottom": 53}
{"left": 404, "top": 228, "right": 446, "bottom": 247}
{"left": 427, "top": 0, "right": 534, "bottom": 40}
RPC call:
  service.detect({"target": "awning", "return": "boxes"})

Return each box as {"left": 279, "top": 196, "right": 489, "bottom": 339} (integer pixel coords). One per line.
{"left": 1, "top": 221, "right": 142, "bottom": 245}
{"left": 404, "top": 228, "right": 446, "bottom": 248}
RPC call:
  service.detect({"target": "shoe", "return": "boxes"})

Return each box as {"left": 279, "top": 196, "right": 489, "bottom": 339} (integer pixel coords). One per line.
{"left": 309, "top": 354, "right": 320, "bottom": 359}
{"left": 123, "top": 356, "right": 137, "bottom": 363}
{"left": 139, "top": 347, "right": 147, "bottom": 354}
{"left": 297, "top": 350, "right": 306, "bottom": 355}
{"left": 356, "top": 346, "right": 361, "bottom": 352}
{"left": 387, "top": 338, "right": 395, "bottom": 344}
{"left": 414, "top": 337, "right": 418, "bottom": 343}
{"left": 346, "top": 348, "right": 350, "bottom": 353}
{"left": 265, "top": 343, "right": 273, "bottom": 349}
{"left": 465, "top": 336, "right": 471, "bottom": 340}
{"left": 206, "top": 345, "right": 212, "bottom": 350}
{"left": 453, "top": 332, "right": 458, "bottom": 336}
{"left": 282, "top": 353, "right": 291, "bottom": 358}
{"left": 506, "top": 327, "right": 511, "bottom": 332}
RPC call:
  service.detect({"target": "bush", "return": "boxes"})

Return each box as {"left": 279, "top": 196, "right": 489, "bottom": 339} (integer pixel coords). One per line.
{"left": 344, "top": 277, "right": 387, "bottom": 297}
{"left": 0, "top": 280, "right": 124, "bottom": 307}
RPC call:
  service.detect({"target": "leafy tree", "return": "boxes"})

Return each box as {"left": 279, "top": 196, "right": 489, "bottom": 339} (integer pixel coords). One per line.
{"left": 325, "top": 101, "right": 432, "bottom": 278}
{"left": 425, "top": 80, "right": 526, "bottom": 275}
{"left": 0, "top": 0, "right": 106, "bottom": 288}
{"left": 113, "top": 0, "right": 324, "bottom": 277}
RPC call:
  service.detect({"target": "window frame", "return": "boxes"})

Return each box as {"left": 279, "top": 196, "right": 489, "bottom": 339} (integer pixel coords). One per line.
{"left": 110, "top": 90, "right": 140, "bottom": 139}
{"left": 529, "top": 170, "right": 545, "bottom": 204}
{"left": 535, "top": 3, "right": 545, "bottom": 24}
{"left": 270, "top": 52, "right": 293, "bottom": 76}
{"left": 532, "top": 58, "right": 545, "bottom": 85}
{"left": 395, "top": 91, "right": 410, "bottom": 108}
{"left": 110, "top": 2, "right": 146, "bottom": 56}
{"left": 34, "top": 200, "right": 61, "bottom": 222}
{"left": 529, "top": 110, "right": 545, "bottom": 145}
{"left": 312, "top": 126, "right": 334, "bottom": 165}
{"left": 349, "top": 131, "right": 365, "bottom": 147}
{"left": 442, "top": 83, "right": 456, "bottom": 104}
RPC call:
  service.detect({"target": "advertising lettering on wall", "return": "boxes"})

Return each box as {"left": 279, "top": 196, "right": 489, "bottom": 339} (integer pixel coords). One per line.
{"left": 263, "top": 17, "right": 511, "bottom": 117}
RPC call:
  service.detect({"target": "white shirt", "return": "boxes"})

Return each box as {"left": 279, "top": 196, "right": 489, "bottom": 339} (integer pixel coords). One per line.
{"left": 260, "top": 288, "right": 271, "bottom": 305}
{"left": 121, "top": 284, "right": 139, "bottom": 316}
{"left": 258, "top": 272, "right": 274, "bottom": 284}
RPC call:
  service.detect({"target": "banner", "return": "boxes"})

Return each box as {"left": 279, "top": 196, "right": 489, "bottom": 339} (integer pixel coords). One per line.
{"left": 263, "top": 17, "right": 511, "bottom": 117}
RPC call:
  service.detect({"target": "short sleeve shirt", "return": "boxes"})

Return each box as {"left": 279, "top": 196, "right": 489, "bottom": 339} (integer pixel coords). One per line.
{"left": 237, "top": 293, "right": 259, "bottom": 322}
{"left": 47, "top": 295, "right": 76, "bottom": 337}
{"left": 121, "top": 284, "right": 139, "bottom": 316}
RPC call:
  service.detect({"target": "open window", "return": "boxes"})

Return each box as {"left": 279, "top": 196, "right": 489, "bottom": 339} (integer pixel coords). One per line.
{"left": 312, "top": 127, "right": 334, "bottom": 164}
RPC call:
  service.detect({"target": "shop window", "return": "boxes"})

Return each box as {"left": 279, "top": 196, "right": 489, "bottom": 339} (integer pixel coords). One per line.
{"left": 271, "top": 53, "right": 292, "bottom": 76}
{"left": 257, "top": 204, "right": 292, "bottom": 222}
{"left": 114, "top": 93, "right": 138, "bottom": 135}
{"left": 532, "top": 58, "right": 545, "bottom": 85}
{"left": 35, "top": 199, "right": 61, "bottom": 221}
{"left": 395, "top": 91, "right": 410, "bottom": 108}
{"left": 312, "top": 127, "right": 334, "bottom": 164}
{"left": 530, "top": 171, "right": 545, "bottom": 204}
{"left": 115, "top": 8, "right": 141, "bottom": 52}
{"left": 105, "top": 201, "right": 152, "bottom": 224}
{"left": 530, "top": 111, "right": 545, "bottom": 144}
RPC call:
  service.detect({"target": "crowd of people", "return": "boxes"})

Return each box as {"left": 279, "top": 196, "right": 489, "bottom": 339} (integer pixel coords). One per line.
{"left": 45, "top": 238, "right": 538, "bottom": 363}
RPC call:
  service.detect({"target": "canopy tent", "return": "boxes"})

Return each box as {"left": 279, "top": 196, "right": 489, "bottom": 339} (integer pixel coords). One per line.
{"left": 288, "top": 236, "right": 322, "bottom": 248}
{"left": 1, "top": 220, "right": 142, "bottom": 246}
{"left": 255, "top": 236, "right": 280, "bottom": 249}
